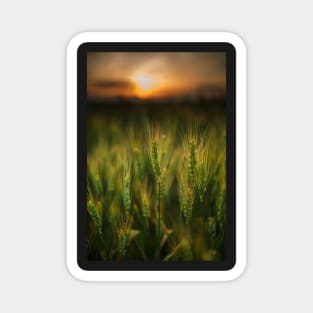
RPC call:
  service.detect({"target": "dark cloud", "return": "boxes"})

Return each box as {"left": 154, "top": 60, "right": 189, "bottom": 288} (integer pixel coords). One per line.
{"left": 92, "top": 79, "right": 134, "bottom": 89}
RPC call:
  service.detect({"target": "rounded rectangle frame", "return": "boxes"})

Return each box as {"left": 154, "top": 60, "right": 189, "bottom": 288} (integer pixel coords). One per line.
{"left": 67, "top": 32, "right": 246, "bottom": 281}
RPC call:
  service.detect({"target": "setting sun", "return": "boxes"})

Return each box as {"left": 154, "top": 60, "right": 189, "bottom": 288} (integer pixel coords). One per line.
{"left": 133, "top": 74, "right": 160, "bottom": 97}
{"left": 134, "top": 74, "right": 156, "bottom": 91}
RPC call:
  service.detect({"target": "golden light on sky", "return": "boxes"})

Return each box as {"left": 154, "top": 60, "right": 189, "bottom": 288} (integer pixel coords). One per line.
{"left": 87, "top": 52, "right": 226, "bottom": 99}
{"left": 133, "top": 74, "right": 160, "bottom": 98}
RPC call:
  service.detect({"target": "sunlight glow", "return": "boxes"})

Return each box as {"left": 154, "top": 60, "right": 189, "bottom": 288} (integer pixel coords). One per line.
{"left": 133, "top": 74, "right": 158, "bottom": 97}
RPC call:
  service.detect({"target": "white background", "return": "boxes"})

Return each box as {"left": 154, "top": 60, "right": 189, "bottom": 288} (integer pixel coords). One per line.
{"left": 0, "top": 0, "right": 312, "bottom": 312}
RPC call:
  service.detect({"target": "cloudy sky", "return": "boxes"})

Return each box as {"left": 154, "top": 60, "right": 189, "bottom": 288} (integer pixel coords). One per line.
{"left": 87, "top": 52, "right": 226, "bottom": 99}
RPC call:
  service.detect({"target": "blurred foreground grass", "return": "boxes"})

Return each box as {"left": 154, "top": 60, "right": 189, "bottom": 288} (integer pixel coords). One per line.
{"left": 87, "top": 103, "right": 226, "bottom": 261}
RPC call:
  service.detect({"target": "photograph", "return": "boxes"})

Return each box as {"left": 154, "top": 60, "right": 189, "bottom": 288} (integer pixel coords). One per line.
{"left": 86, "top": 51, "right": 227, "bottom": 261}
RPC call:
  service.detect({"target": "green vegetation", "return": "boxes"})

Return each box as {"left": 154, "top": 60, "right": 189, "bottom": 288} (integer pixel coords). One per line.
{"left": 87, "top": 104, "right": 226, "bottom": 261}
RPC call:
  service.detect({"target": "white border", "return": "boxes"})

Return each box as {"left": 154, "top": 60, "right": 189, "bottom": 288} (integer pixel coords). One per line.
{"left": 66, "top": 32, "right": 246, "bottom": 281}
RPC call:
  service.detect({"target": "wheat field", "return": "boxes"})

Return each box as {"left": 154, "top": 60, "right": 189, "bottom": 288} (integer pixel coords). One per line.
{"left": 87, "top": 103, "right": 226, "bottom": 261}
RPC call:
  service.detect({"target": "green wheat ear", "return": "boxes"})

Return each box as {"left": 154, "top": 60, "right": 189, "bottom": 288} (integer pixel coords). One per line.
{"left": 121, "top": 161, "right": 132, "bottom": 216}
{"left": 87, "top": 199, "right": 102, "bottom": 236}
{"left": 188, "top": 140, "right": 197, "bottom": 187}
{"left": 134, "top": 148, "right": 144, "bottom": 181}
{"left": 198, "top": 163, "right": 207, "bottom": 204}
{"left": 151, "top": 140, "right": 161, "bottom": 178}
{"left": 117, "top": 220, "right": 131, "bottom": 260}
{"left": 182, "top": 187, "right": 194, "bottom": 225}
{"left": 178, "top": 166, "right": 194, "bottom": 226}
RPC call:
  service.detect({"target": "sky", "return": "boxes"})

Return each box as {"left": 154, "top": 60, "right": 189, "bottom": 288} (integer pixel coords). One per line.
{"left": 87, "top": 52, "right": 226, "bottom": 99}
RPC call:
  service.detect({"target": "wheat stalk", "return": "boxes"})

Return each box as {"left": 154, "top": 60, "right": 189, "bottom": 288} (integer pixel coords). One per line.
{"left": 120, "top": 159, "right": 132, "bottom": 217}
{"left": 188, "top": 140, "right": 197, "bottom": 187}
{"left": 208, "top": 217, "right": 217, "bottom": 252}
{"left": 148, "top": 128, "right": 163, "bottom": 258}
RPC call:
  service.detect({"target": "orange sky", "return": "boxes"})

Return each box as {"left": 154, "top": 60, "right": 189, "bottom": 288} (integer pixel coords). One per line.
{"left": 87, "top": 52, "right": 226, "bottom": 99}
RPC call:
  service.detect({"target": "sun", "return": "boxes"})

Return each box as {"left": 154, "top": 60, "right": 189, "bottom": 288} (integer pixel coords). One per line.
{"left": 133, "top": 74, "right": 158, "bottom": 97}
